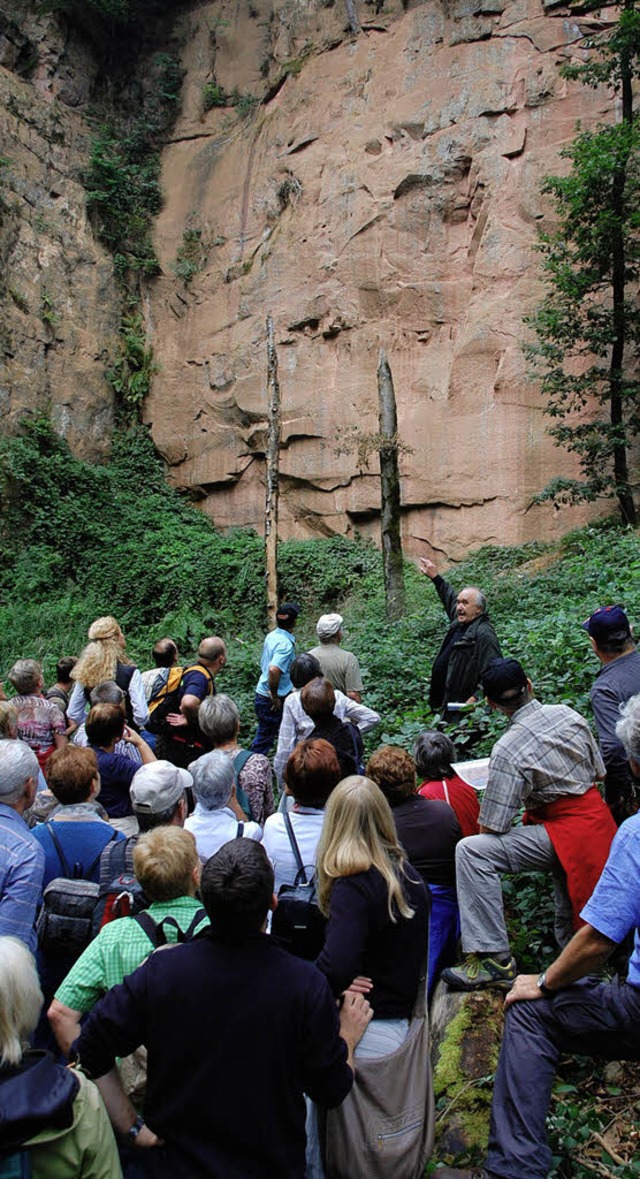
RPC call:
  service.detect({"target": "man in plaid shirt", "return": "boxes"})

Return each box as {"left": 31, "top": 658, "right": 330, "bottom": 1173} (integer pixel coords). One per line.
{"left": 443, "top": 658, "right": 615, "bottom": 991}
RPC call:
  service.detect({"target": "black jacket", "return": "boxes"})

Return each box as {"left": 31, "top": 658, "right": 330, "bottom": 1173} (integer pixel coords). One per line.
{"left": 430, "top": 575, "right": 502, "bottom": 709}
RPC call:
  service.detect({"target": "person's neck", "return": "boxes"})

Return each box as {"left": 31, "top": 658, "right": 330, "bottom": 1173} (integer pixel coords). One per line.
{"left": 217, "top": 739, "right": 239, "bottom": 751}
{"left": 598, "top": 645, "right": 635, "bottom": 666}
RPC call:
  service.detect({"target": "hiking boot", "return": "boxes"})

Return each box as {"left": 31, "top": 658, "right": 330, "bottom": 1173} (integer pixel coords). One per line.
{"left": 441, "top": 953, "right": 517, "bottom": 992}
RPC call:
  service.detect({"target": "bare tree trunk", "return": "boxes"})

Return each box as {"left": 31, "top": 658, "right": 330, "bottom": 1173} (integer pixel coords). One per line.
{"left": 265, "top": 315, "right": 281, "bottom": 628}
{"left": 344, "top": 0, "right": 361, "bottom": 35}
{"left": 377, "top": 349, "right": 405, "bottom": 621}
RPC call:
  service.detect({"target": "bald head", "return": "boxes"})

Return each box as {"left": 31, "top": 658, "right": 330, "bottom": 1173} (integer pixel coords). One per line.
{"left": 198, "top": 637, "right": 227, "bottom": 672}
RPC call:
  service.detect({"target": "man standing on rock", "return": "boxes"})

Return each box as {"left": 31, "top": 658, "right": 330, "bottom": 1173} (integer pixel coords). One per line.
{"left": 583, "top": 604, "right": 640, "bottom": 824}
{"left": 442, "top": 657, "right": 615, "bottom": 992}
{"left": 251, "top": 603, "right": 300, "bottom": 756}
{"left": 419, "top": 557, "right": 502, "bottom": 721}
{"left": 308, "top": 613, "right": 365, "bottom": 702}
{"left": 437, "top": 693, "right": 640, "bottom": 1179}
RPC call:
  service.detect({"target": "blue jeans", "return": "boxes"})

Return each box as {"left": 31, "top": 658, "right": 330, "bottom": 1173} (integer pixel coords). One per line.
{"left": 486, "top": 977, "right": 640, "bottom": 1178}
{"left": 251, "top": 692, "right": 284, "bottom": 756}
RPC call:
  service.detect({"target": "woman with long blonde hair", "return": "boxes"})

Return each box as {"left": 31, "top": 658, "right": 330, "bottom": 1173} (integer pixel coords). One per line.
{"left": 315, "top": 775, "right": 429, "bottom": 1059}
{"left": 68, "top": 616, "right": 148, "bottom": 730}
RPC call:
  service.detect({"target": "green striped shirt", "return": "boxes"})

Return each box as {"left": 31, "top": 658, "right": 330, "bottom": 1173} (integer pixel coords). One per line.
{"left": 55, "top": 895, "right": 209, "bottom": 1013}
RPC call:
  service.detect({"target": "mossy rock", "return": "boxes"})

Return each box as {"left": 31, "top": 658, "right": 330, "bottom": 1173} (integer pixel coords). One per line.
{"left": 430, "top": 983, "right": 504, "bottom": 1163}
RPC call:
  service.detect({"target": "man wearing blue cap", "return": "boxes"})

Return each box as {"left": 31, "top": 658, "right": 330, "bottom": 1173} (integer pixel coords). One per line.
{"left": 584, "top": 604, "right": 640, "bottom": 824}
{"left": 251, "top": 603, "right": 301, "bottom": 756}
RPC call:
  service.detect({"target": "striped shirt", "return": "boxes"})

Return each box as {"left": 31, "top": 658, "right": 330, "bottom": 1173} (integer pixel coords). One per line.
{"left": 0, "top": 803, "right": 45, "bottom": 952}
{"left": 480, "top": 699, "right": 605, "bottom": 833}
{"left": 55, "top": 895, "right": 210, "bottom": 1013}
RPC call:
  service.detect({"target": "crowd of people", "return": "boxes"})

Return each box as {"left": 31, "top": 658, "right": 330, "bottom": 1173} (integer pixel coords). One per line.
{"left": 0, "top": 570, "right": 639, "bottom": 1179}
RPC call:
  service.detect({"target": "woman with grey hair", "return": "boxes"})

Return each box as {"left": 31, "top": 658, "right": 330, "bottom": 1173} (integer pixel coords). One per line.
{"left": 0, "top": 936, "right": 121, "bottom": 1177}
{"left": 185, "top": 748, "right": 262, "bottom": 861}
{"left": 8, "top": 658, "right": 67, "bottom": 773}
{"left": 198, "top": 694, "right": 274, "bottom": 825}
{"left": 415, "top": 730, "right": 480, "bottom": 838}
{"left": 616, "top": 694, "right": 640, "bottom": 770}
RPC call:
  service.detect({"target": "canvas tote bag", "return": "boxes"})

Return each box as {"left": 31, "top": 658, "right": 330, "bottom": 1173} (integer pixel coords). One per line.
{"left": 321, "top": 953, "right": 434, "bottom": 1179}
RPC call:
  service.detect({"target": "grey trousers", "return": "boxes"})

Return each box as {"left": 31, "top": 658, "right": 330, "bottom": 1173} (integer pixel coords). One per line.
{"left": 455, "top": 826, "right": 574, "bottom": 955}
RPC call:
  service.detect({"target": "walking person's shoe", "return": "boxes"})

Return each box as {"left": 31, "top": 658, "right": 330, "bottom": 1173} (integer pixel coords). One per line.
{"left": 441, "top": 953, "right": 517, "bottom": 992}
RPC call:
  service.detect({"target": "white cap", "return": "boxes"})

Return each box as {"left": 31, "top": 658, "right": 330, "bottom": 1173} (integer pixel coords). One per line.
{"left": 316, "top": 613, "right": 343, "bottom": 641}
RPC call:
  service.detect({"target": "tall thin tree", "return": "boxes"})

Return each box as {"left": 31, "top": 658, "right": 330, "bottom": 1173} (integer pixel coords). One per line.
{"left": 265, "top": 315, "right": 281, "bottom": 628}
{"left": 377, "top": 349, "right": 405, "bottom": 621}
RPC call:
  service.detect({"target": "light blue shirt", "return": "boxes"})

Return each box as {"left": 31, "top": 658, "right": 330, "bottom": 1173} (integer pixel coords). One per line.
{"left": 256, "top": 628, "right": 296, "bottom": 698}
{"left": 581, "top": 812, "right": 640, "bottom": 989}
{"left": 0, "top": 803, "right": 45, "bottom": 953}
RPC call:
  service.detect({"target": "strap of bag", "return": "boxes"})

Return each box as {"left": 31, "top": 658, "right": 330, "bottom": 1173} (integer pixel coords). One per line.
{"left": 441, "top": 779, "right": 451, "bottom": 806}
{"left": 134, "top": 908, "right": 206, "bottom": 948}
{"left": 233, "top": 750, "right": 254, "bottom": 821}
{"left": 183, "top": 663, "right": 215, "bottom": 697}
{"left": 283, "top": 811, "right": 307, "bottom": 884}
{"left": 45, "top": 823, "right": 72, "bottom": 878}
{"left": 86, "top": 829, "right": 118, "bottom": 880}
{"left": 412, "top": 945, "right": 429, "bottom": 1020}
{"left": 236, "top": 821, "right": 244, "bottom": 837}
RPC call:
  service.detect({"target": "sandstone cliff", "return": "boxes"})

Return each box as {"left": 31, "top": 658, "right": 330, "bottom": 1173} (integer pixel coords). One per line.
{"left": 0, "top": 1, "right": 117, "bottom": 459}
{"left": 147, "top": 0, "right": 616, "bottom": 559}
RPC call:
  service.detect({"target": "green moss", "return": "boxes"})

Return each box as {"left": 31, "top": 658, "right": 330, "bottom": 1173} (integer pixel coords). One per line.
{"left": 433, "top": 1005, "right": 473, "bottom": 1097}
{"left": 432, "top": 995, "right": 503, "bottom": 1161}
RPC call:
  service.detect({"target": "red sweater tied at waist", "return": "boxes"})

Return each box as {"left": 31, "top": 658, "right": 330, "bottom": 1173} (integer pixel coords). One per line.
{"left": 523, "top": 786, "right": 617, "bottom": 929}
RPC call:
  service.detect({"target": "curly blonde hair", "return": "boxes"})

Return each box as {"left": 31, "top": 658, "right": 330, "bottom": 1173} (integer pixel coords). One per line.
{"left": 71, "top": 615, "right": 132, "bottom": 691}
{"left": 315, "top": 775, "right": 414, "bottom": 922}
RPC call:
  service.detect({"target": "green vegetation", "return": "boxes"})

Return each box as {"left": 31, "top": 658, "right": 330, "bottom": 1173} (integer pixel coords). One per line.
{"left": 1, "top": 418, "right": 639, "bottom": 1174}
{"left": 105, "top": 315, "right": 157, "bottom": 416}
{"left": 40, "top": 287, "right": 59, "bottom": 328}
{"left": 173, "top": 227, "right": 209, "bottom": 285}
{"left": 202, "top": 81, "right": 228, "bottom": 110}
{"left": 527, "top": 0, "right": 640, "bottom": 524}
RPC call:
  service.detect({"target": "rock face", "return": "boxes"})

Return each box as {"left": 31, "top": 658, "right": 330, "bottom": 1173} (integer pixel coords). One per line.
{"left": 0, "top": 1, "right": 117, "bottom": 460}
{"left": 147, "top": 0, "right": 615, "bottom": 560}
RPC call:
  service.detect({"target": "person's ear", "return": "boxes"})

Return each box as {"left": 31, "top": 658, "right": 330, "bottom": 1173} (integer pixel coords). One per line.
{"left": 269, "top": 892, "right": 278, "bottom": 913}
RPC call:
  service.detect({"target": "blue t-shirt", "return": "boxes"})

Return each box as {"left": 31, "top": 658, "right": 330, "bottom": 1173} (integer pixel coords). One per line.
{"left": 33, "top": 818, "right": 124, "bottom": 886}
{"left": 256, "top": 628, "right": 296, "bottom": 698}
{"left": 180, "top": 666, "right": 215, "bottom": 703}
{"left": 581, "top": 813, "right": 640, "bottom": 988}
{"left": 92, "top": 748, "right": 139, "bottom": 818}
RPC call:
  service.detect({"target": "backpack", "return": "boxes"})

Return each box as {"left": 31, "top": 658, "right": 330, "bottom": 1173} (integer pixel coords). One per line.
{"left": 92, "top": 838, "right": 149, "bottom": 935}
{"left": 146, "top": 663, "right": 214, "bottom": 735}
{"left": 133, "top": 907, "right": 208, "bottom": 948}
{"left": 36, "top": 824, "right": 118, "bottom": 956}
{"left": 270, "top": 812, "right": 327, "bottom": 960}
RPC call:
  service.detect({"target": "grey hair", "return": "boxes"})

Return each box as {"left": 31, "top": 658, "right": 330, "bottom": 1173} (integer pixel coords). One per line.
{"left": 0, "top": 741, "right": 39, "bottom": 804}
{"left": 188, "top": 749, "right": 235, "bottom": 812}
{"left": 198, "top": 694, "right": 240, "bottom": 745}
{"left": 0, "top": 937, "right": 43, "bottom": 1066}
{"left": 0, "top": 702, "right": 18, "bottom": 739}
{"left": 90, "top": 681, "right": 125, "bottom": 706}
{"left": 616, "top": 694, "right": 640, "bottom": 763}
{"left": 465, "top": 587, "right": 486, "bottom": 612}
{"left": 8, "top": 659, "right": 42, "bottom": 696}
{"left": 413, "top": 731, "right": 456, "bottom": 780}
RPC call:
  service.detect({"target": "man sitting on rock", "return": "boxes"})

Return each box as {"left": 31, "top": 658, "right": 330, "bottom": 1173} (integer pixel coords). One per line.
{"left": 443, "top": 657, "right": 616, "bottom": 992}
{"left": 438, "top": 692, "right": 640, "bottom": 1179}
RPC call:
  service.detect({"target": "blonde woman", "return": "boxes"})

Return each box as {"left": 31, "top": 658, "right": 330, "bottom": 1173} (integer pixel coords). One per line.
{"left": 315, "top": 775, "right": 429, "bottom": 1059}
{"left": 68, "top": 616, "right": 148, "bottom": 730}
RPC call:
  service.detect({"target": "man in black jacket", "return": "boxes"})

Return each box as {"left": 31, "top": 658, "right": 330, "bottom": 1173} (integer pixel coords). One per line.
{"left": 419, "top": 557, "right": 502, "bottom": 721}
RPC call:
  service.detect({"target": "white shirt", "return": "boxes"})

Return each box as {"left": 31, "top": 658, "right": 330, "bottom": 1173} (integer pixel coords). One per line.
{"left": 262, "top": 807, "right": 325, "bottom": 894}
{"left": 68, "top": 670, "right": 150, "bottom": 729}
{"left": 185, "top": 805, "right": 262, "bottom": 861}
{"left": 273, "top": 690, "right": 380, "bottom": 783}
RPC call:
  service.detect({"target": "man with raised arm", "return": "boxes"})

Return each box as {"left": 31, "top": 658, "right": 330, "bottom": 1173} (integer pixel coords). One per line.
{"left": 437, "top": 692, "right": 640, "bottom": 1179}
{"left": 419, "top": 557, "right": 502, "bottom": 721}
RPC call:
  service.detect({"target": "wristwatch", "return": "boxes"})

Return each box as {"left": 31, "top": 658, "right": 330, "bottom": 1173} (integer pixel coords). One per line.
{"left": 128, "top": 1115, "right": 146, "bottom": 1140}
{"left": 536, "top": 971, "right": 553, "bottom": 996}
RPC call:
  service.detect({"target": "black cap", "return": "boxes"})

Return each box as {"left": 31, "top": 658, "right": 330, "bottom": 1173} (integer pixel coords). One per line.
{"left": 276, "top": 602, "right": 301, "bottom": 622}
{"left": 582, "top": 605, "right": 630, "bottom": 644}
{"left": 482, "top": 657, "right": 528, "bottom": 704}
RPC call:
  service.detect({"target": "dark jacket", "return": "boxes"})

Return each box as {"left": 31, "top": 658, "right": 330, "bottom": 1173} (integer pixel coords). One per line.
{"left": 430, "top": 576, "right": 502, "bottom": 709}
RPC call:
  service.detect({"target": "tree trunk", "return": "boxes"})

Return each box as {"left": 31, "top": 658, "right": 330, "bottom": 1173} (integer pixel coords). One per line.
{"left": 377, "top": 349, "right": 405, "bottom": 621}
{"left": 265, "top": 316, "right": 281, "bottom": 628}
{"left": 343, "top": 0, "right": 361, "bottom": 35}
{"left": 609, "top": 27, "right": 636, "bottom": 526}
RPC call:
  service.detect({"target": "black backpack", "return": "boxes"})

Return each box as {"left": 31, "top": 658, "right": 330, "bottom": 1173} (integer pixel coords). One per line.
{"left": 270, "top": 812, "right": 327, "bottom": 961}
{"left": 133, "top": 907, "right": 207, "bottom": 948}
{"left": 36, "top": 824, "right": 118, "bottom": 956}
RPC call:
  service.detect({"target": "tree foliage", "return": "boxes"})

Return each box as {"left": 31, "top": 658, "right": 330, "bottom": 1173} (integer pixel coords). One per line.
{"left": 527, "top": 0, "right": 640, "bottom": 524}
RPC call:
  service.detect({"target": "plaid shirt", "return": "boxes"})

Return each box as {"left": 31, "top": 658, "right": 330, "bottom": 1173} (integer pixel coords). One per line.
{"left": 480, "top": 699, "right": 605, "bottom": 834}
{"left": 55, "top": 895, "right": 209, "bottom": 1013}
